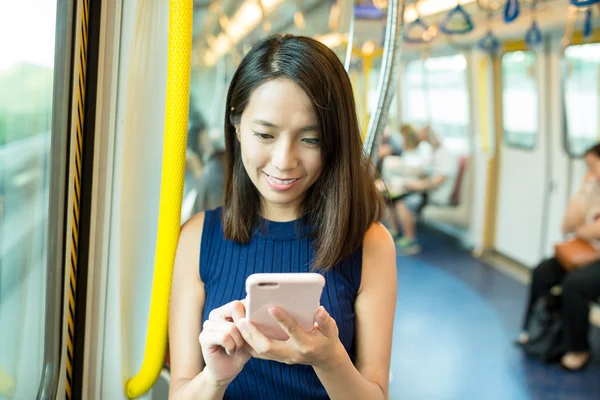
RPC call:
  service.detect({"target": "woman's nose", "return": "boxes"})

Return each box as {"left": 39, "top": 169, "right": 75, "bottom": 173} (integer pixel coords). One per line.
{"left": 271, "top": 141, "right": 298, "bottom": 171}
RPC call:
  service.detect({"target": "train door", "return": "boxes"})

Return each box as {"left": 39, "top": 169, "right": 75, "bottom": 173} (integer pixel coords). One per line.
{"left": 494, "top": 48, "right": 549, "bottom": 267}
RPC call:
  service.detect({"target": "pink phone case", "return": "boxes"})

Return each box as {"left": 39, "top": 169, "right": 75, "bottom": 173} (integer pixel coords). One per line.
{"left": 245, "top": 273, "right": 326, "bottom": 341}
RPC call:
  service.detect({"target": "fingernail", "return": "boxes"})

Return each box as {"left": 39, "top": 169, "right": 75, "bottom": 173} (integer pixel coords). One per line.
{"left": 318, "top": 309, "right": 326, "bottom": 320}
{"left": 238, "top": 319, "right": 248, "bottom": 330}
{"left": 268, "top": 308, "right": 281, "bottom": 318}
{"left": 226, "top": 348, "right": 232, "bottom": 356}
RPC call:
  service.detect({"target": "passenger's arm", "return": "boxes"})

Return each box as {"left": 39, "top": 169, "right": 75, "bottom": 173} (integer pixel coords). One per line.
{"left": 404, "top": 175, "right": 445, "bottom": 192}
{"left": 562, "top": 195, "right": 586, "bottom": 235}
{"left": 168, "top": 213, "right": 227, "bottom": 400}
{"left": 312, "top": 223, "right": 397, "bottom": 399}
{"left": 576, "top": 219, "right": 600, "bottom": 242}
{"left": 562, "top": 174, "right": 596, "bottom": 234}
{"left": 379, "top": 144, "right": 393, "bottom": 158}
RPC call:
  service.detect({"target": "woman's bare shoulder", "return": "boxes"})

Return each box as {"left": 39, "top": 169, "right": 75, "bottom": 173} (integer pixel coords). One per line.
{"left": 176, "top": 212, "right": 206, "bottom": 280}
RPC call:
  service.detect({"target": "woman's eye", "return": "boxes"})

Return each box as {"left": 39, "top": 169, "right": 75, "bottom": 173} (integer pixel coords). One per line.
{"left": 302, "top": 138, "right": 320, "bottom": 145}
{"left": 254, "top": 132, "right": 273, "bottom": 140}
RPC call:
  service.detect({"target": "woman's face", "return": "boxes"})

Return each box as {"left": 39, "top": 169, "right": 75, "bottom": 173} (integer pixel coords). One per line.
{"left": 236, "top": 78, "right": 323, "bottom": 221}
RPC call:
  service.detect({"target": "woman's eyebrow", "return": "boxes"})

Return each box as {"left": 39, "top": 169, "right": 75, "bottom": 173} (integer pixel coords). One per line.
{"left": 301, "top": 124, "right": 319, "bottom": 132}
{"left": 252, "top": 119, "right": 278, "bottom": 128}
{"left": 252, "top": 119, "right": 318, "bottom": 132}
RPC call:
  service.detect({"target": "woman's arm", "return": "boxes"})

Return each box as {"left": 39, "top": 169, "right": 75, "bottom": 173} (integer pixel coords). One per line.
{"left": 313, "top": 222, "right": 397, "bottom": 399}
{"left": 168, "top": 213, "right": 227, "bottom": 400}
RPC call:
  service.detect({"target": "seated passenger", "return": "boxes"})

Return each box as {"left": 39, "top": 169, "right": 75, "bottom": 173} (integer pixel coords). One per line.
{"left": 186, "top": 113, "right": 208, "bottom": 180}
{"left": 376, "top": 125, "right": 402, "bottom": 175}
{"left": 517, "top": 143, "right": 600, "bottom": 371}
{"left": 377, "top": 124, "right": 430, "bottom": 246}
{"left": 193, "top": 144, "right": 226, "bottom": 213}
{"left": 393, "top": 126, "right": 457, "bottom": 255}
{"left": 168, "top": 34, "right": 397, "bottom": 399}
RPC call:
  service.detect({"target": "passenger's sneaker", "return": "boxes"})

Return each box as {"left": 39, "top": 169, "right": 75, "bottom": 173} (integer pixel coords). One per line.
{"left": 395, "top": 237, "right": 421, "bottom": 255}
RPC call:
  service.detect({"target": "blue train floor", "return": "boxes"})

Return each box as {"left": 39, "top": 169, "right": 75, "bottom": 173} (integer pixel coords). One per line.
{"left": 388, "top": 228, "right": 600, "bottom": 400}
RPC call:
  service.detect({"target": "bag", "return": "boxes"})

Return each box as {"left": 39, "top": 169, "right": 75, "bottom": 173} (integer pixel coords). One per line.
{"left": 520, "top": 288, "right": 565, "bottom": 363}
{"left": 555, "top": 237, "right": 600, "bottom": 271}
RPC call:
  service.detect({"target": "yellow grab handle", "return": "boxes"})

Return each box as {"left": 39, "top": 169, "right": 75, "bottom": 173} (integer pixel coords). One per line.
{"left": 125, "top": 0, "right": 192, "bottom": 397}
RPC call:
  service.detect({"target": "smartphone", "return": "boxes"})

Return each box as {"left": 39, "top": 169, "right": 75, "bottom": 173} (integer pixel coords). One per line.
{"left": 245, "top": 273, "right": 326, "bottom": 341}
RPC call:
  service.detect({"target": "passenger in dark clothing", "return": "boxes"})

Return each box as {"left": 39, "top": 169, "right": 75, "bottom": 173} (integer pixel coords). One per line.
{"left": 518, "top": 143, "right": 600, "bottom": 371}
{"left": 194, "top": 149, "right": 226, "bottom": 212}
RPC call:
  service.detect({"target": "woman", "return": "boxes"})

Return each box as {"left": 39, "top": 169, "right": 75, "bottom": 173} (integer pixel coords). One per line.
{"left": 518, "top": 143, "right": 600, "bottom": 371}
{"left": 168, "top": 34, "right": 397, "bottom": 399}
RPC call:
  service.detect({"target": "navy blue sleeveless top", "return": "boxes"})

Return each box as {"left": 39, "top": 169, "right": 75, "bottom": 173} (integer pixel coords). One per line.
{"left": 200, "top": 207, "right": 363, "bottom": 399}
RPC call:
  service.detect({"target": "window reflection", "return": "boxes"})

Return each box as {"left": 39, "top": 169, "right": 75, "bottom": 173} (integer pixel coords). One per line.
{"left": 564, "top": 43, "right": 600, "bottom": 157}
{"left": 0, "top": 1, "right": 56, "bottom": 398}
{"left": 501, "top": 51, "right": 538, "bottom": 150}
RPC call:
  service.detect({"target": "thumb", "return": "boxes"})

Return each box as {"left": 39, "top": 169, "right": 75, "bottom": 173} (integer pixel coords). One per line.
{"left": 315, "top": 306, "right": 337, "bottom": 338}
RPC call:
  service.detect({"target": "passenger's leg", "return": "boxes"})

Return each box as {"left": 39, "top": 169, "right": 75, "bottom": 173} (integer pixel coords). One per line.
{"left": 394, "top": 195, "right": 422, "bottom": 255}
{"left": 396, "top": 200, "right": 416, "bottom": 240}
{"left": 520, "top": 257, "right": 567, "bottom": 339}
{"left": 560, "top": 261, "right": 600, "bottom": 369}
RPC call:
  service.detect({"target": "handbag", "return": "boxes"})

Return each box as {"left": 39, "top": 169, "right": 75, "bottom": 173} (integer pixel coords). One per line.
{"left": 554, "top": 237, "right": 600, "bottom": 271}
{"left": 520, "top": 287, "right": 565, "bottom": 363}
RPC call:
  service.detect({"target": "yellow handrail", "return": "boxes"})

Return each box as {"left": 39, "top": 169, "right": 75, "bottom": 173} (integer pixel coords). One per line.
{"left": 0, "top": 365, "right": 15, "bottom": 398}
{"left": 125, "top": 0, "right": 192, "bottom": 397}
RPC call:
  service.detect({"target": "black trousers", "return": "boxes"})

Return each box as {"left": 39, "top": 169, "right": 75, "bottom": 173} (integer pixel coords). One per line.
{"left": 523, "top": 257, "right": 600, "bottom": 352}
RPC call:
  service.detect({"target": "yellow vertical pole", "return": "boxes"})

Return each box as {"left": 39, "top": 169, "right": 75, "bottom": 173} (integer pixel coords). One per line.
{"left": 125, "top": 0, "right": 192, "bottom": 397}
{"left": 481, "top": 55, "right": 502, "bottom": 252}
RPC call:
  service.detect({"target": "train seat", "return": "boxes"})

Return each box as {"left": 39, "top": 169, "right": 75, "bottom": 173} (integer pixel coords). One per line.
{"left": 421, "top": 155, "right": 472, "bottom": 228}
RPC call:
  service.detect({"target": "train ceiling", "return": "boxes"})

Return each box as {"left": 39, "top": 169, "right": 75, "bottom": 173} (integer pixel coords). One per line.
{"left": 191, "top": 0, "right": 599, "bottom": 66}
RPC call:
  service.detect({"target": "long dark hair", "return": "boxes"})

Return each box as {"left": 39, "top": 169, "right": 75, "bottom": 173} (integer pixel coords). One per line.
{"left": 222, "top": 34, "right": 383, "bottom": 270}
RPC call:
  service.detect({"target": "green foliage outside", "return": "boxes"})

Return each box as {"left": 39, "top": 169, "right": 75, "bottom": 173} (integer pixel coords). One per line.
{"left": 0, "top": 63, "right": 54, "bottom": 146}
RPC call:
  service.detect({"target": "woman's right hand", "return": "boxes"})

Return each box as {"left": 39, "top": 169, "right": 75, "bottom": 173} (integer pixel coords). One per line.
{"left": 199, "top": 300, "right": 251, "bottom": 386}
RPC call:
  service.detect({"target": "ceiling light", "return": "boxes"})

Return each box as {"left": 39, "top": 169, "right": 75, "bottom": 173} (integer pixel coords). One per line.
{"left": 294, "top": 11, "right": 305, "bottom": 29}
{"left": 362, "top": 40, "right": 376, "bottom": 55}
{"left": 373, "top": 0, "right": 388, "bottom": 10}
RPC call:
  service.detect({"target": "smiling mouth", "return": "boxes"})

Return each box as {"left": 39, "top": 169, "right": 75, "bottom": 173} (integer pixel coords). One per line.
{"left": 264, "top": 173, "right": 299, "bottom": 185}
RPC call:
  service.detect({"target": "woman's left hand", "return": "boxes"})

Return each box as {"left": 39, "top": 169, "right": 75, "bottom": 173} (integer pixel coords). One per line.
{"left": 235, "top": 306, "right": 343, "bottom": 369}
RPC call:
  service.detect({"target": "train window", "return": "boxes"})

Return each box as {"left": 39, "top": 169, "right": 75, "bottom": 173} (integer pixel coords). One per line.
{"left": 501, "top": 51, "right": 538, "bottom": 150}
{"left": 402, "top": 54, "right": 471, "bottom": 154}
{"left": 564, "top": 43, "right": 600, "bottom": 157}
{"left": 403, "top": 59, "right": 428, "bottom": 126}
{"left": 0, "top": 0, "right": 57, "bottom": 397}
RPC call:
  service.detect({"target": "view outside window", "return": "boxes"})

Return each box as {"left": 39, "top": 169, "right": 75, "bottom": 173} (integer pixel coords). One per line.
{"left": 0, "top": 1, "right": 57, "bottom": 398}
{"left": 501, "top": 50, "right": 539, "bottom": 150}
{"left": 402, "top": 54, "right": 471, "bottom": 154}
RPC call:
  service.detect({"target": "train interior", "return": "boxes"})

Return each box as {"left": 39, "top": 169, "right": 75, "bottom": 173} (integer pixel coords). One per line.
{"left": 1, "top": 0, "right": 600, "bottom": 399}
